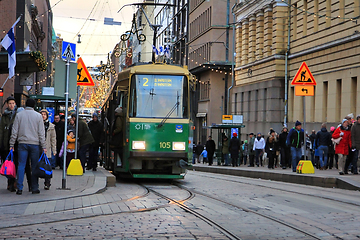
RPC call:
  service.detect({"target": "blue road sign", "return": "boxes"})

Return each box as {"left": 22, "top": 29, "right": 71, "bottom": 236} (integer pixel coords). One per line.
{"left": 61, "top": 41, "right": 76, "bottom": 62}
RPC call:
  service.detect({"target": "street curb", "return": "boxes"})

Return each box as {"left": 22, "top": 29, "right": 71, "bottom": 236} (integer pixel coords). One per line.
{"left": 97, "top": 167, "right": 116, "bottom": 187}
{"left": 191, "top": 165, "right": 360, "bottom": 191}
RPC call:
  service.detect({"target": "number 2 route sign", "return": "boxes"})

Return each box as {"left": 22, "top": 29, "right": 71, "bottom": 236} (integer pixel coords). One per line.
{"left": 291, "top": 62, "right": 317, "bottom": 86}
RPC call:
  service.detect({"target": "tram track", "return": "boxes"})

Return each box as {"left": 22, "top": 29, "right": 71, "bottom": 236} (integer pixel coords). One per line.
{"left": 189, "top": 171, "right": 360, "bottom": 207}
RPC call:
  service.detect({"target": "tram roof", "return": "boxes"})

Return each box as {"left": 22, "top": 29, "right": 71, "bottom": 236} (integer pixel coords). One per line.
{"left": 118, "top": 63, "right": 190, "bottom": 81}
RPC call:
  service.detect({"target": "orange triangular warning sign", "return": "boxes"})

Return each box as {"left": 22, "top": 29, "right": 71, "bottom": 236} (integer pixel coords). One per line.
{"left": 291, "top": 62, "right": 317, "bottom": 86}
{"left": 77, "top": 57, "right": 95, "bottom": 86}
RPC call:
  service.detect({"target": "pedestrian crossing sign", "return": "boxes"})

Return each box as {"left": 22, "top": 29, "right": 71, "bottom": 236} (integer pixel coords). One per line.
{"left": 76, "top": 57, "right": 95, "bottom": 86}
{"left": 291, "top": 62, "right": 317, "bottom": 86}
{"left": 61, "top": 41, "right": 76, "bottom": 62}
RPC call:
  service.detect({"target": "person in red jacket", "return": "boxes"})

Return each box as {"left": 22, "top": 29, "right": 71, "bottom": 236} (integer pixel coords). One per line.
{"left": 332, "top": 119, "right": 352, "bottom": 175}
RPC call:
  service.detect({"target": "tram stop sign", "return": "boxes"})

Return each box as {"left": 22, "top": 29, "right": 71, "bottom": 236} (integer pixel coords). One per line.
{"left": 291, "top": 62, "right": 317, "bottom": 96}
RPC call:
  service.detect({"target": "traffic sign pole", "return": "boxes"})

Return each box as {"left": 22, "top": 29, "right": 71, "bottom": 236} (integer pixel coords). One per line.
{"left": 75, "top": 85, "right": 79, "bottom": 159}
{"left": 303, "top": 96, "right": 306, "bottom": 160}
{"left": 62, "top": 58, "right": 70, "bottom": 189}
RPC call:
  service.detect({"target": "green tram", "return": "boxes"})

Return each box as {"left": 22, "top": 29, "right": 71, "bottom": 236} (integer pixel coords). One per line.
{"left": 101, "top": 63, "right": 195, "bottom": 179}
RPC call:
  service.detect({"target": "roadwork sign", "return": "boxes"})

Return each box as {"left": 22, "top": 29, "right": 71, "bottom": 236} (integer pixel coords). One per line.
{"left": 291, "top": 62, "right": 316, "bottom": 85}
{"left": 295, "top": 86, "right": 314, "bottom": 96}
{"left": 76, "top": 57, "right": 94, "bottom": 86}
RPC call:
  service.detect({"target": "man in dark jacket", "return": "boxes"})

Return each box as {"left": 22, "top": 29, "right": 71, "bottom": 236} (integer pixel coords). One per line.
{"left": 248, "top": 133, "right": 255, "bottom": 167}
{"left": 286, "top": 120, "right": 304, "bottom": 172}
{"left": 87, "top": 113, "right": 104, "bottom": 171}
{"left": 351, "top": 115, "right": 360, "bottom": 174}
{"left": 53, "top": 114, "right": 65, "bottom": 169}
{"left": 278, "top": 127, "right": 290, "bottom": 169}
{"left": 196, "top": 142, "right": 203, "bottom": 163}
{"left": 315, "top": 123, "right": 332, "bottom": 170}
{"left": 229, "top": 132, "right": 240, "bottom": 167}
{"left": 72, "top": 113, "right": 95, "bottom": 172}
{"left": 205, "top": 136, "right": 216, "bottom": 166}
{"left": 309, "top": 130, "right": 316, "bottom": 165}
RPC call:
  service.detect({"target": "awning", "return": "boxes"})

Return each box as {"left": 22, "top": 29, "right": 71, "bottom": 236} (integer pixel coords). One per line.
{"left": 196, "top": 112, "right": 207, "bottom": 118}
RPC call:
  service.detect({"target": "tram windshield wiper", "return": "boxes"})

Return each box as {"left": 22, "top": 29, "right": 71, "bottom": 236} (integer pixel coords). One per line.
{"left": 157, "top": 101, "right": 179, "bottom": 128}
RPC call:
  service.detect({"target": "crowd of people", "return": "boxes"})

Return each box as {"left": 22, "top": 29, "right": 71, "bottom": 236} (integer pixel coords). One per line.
{"left": 193, "top": 115, "right": 360, "bottom": 175}
{"left": 0, "top": 97, "right": 105, "bottom": 195}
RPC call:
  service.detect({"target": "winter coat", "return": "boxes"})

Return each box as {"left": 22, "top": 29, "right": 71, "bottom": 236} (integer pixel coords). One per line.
{"left": 351, "top": 122, "right": 360, "bottom": 150}
{"left": 248, "top": 137, "right": 255, "bottom": 155}
{"left": 88, "top": 119, "right": 104, "bottom": 145}
{"left": 278, "top": 131, "right": 288, "bottom": 149}
{"left": 43, "top": 121, "right": 57, "bottom": 159}
{"left": 200, "top": 149, "right": 208, "bottom": 158}
{"left": 253, "top": 137, "right": 265, "bottom": 150}
{"left": 265, "top": 136, "right": 278, "bottom": 154}
{"left": 242, "top": 143, "right": 248, "bottom": 155}
{"left": 196, "top": 144, "right": 204, "bottom": 156}
{"left": 229, "top": 137, "right": 240, "bottom": 159}
{"left": 53, "top": 120, "right": 65, "bottom": 151}
{"left": 110, "top": 115, "right": 123, "bottom": 148}
{"left": 77, "top": 118, "right": 94, "bottom": 147}
{"left": 315, "top": 128, "right": 332, "bottom": 148}
{"left": 286, "top": 127, "right": 304, "bottom": 148}
{"left": 0, "top": 107, "right": 16, "bottom": 151}
{"left": 332, "top": 125, "right": 352, "bottom": 155}
{"left": 222, "top": 139, "right": 229, "bottom": 154}
{"left": 205, "top": 139, "right": 216, "bottom": 155}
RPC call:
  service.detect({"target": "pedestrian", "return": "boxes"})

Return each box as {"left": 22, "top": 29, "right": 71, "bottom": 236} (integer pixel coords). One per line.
{"left": 196, "top": 142, "right": 203, "bottom": 163}
{"left": 59, "top": 129, "right": 76, "bottom": 168}
{"left": 332, "top": 119, "right": 352, "bottom": 175}
{"left": 71, "top": 113, "right": 94, "bottom": 173}
{"left": 229, "top": 132, "right": 240, "bottom": 167}
{"left": 9, "top": 98, "right": 46, "bottom": 195}
{"left": 253, "top": 133, "right": 265, "bottom": 167}
{"left": 192, "top": 143, "right": 197, "bottom": 164}
{"left": 87, "top": 113, "right": 104, "bottom": 171}
{"left": 350, "top": 115, "right": 360, "bottom": 175}
{"left": 266, "top": 129, "right": 278, "bottom": 169}
{"left": 328, "top": 126, "right": 336, "bottom": 169}
{"left": 205, "top": 136, "right": 216, "bottom": 166}
{"left": 53, "top": 114, "right": 65, "bottom": 169}
{"left": 315, "top": 123, "right": 332, "bottom": 170}
{"left": 110, "top": 107, "right": 124, "bottom": 167}
{"left": 309, "top": 130, "right": 316, "bottom": 166}
{"left": 242, "top": 140, "right": 248, "bottom": 165}
{"left": 40, "top": 109, "right": 57, "bottom": 190}
{"left": 344, "top": 116, "right": 354, "bottom": 173}
{"left": 222, "top": 136, "right": 230, "bottom": 166}
{"left": 248, "top": 133, "right": 255, "bottom": 167}
{"left": 200, "top": 147, "right": 208, "bottom": 163}
{"left": 279, "top": 126, "right": 290, "bottom": 169}
{"left": 286, "top": 121, "right": 304, "bottom": 172}
{"left": 0, "top": 96, "right": 18, "bottom": 192}
{"left": 68, "top": 117, "right": 75, "bottom": 133}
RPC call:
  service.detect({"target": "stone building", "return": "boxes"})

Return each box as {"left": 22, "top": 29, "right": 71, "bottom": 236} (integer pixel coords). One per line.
{"left": 232, "top": 0, "right": 360, "bottom": 137}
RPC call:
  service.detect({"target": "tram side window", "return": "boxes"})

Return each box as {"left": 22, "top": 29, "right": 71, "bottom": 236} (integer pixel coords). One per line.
{"left": 129, "top": 77, "right": 136, "bottom": 117}
{"left": 183, "top": 77, "right": 188, "bottom": 118}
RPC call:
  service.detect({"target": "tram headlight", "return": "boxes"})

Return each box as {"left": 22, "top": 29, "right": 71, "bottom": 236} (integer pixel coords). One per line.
{"left": 132, "top": 141, "right": 146, "bottom": 150}
{"left": 172, "top": 142, "right": 186, "bottom": 151}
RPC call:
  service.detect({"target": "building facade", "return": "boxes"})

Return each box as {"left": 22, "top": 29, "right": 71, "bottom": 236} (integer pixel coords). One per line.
{"left": 232, "top": 0, "right": 360, "bottom": 138}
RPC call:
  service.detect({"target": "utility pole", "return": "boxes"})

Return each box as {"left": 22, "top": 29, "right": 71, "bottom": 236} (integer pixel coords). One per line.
{"left": 224, "top": 0, "right": 230, "bottom": 114}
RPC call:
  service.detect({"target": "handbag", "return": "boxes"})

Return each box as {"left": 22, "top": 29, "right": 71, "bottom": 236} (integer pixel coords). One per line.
{"left": 331, "top": 137, "right": 342, "bottom": 145}
{"left": 0, "top": 150, "right": 16, "bottom": 179}
{"left": 33, "top": 152, "right": 53, "bottom": 179}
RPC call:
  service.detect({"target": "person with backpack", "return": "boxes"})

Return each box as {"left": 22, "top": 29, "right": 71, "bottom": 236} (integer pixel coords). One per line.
{"left": 286, "top": 121, "right": 304, "bottom": 172}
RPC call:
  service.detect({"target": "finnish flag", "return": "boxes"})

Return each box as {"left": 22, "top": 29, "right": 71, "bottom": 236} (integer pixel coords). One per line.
{"left": 0, "top": 16, "right": 21, "bottom": 79}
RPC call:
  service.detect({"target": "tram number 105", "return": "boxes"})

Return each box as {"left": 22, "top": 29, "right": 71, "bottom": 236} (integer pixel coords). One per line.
{"left": 159, "top": 142, "right": 171, "bottom": 149}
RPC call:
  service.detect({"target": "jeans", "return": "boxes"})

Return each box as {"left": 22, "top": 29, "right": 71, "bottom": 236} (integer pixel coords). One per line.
{"left": 318, "top": 145, "right": 328, "bottom": 168}
{"left": 79, "top": 144, "right": 91, "bottom": 171}
{"left": 223, "top": 153, "right": 229, "bottom": 165}
{"left": 17, "top": 144, "right": 41, "bottom": 191}
{"left": 280, "top": 147, "right": 290, "bottom": 168}
{"left": 255, "top": 149, "right": 263, "bottom": 166}
{"left": 290, "top": 147, "right": 302, "bottom": 172}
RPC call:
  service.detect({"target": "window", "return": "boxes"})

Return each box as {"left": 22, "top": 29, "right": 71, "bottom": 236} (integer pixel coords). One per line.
{"left": 351, "top": 77, "right": 357, "bottom": 115}
{"left": 200, "top": 81, "right": 210, "bottom": 100}
{"left": 336, "top": 79, "right": 342, "bottom": 121}
{"left": 323, "top": 81, "right": 328, "bottom": 122}
{"left": 131, "top": 74, "right": 188, "bottom": 118}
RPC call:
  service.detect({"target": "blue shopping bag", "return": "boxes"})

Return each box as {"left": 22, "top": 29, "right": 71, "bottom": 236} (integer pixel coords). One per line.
{"left": 33, "top": 152, "right": 53, "bottom": 179}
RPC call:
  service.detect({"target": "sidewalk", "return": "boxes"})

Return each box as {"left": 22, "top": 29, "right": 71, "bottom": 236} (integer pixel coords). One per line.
{"left": 0, "top": 167, "right": 114, "bottom": 206}
{"left": 191, "top": 163, "right": 360, "bottom": 191}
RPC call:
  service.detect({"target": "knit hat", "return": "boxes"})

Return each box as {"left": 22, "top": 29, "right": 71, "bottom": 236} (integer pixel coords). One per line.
{"left": 40, "top": 109, "right": 49, "bottom": 119}
{"left": 330, "top": 126, "right": 335, "bottom": 132}
{"left": 249, "top": 132, "right": 254, "bottom": 136}
{"left": 25, "top": 98, "right": 36, "bottom": 108}
{"left": 5, "top": 96, "right": 15, "bottom": 103}
{"left": 67, "top": 129, "right": 74, "bottom": 134}
{"left": 92, "top": 112, "right": 98, "bottom": 118}
{"left": 295, "top": 120, "right": 301, "bottom": 127}
{"left": 233, "top": 132, "right": 237, "bottom": 137}
{"left": 342, "top": 119, "right": 347, "bottom": 124}
{"left": 244, "top": 140, "right": 248, "bottom": 144}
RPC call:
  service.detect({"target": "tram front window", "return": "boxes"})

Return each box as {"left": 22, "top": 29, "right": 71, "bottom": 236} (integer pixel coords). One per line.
{"left": 134, "top": 74, "right": 187, "bottom": 118}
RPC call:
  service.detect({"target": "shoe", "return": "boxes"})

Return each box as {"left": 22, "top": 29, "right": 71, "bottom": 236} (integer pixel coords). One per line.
{"left": 92, "top": 168, "right": 97, "bottom": 171}
{"left": 9, "top": 186, "right": 16, "bottom": 192}
{"left": 44, "top": 185, "right": 50, "bottom": 190}
{"left": 16, "top": 190, "right": 22, "bottom": 195}
{"left": 292, "top": 170, "right": 296, "bottom": 172}
{"left": 344, "top": 171, "right": 348, "bottom": 175}
{"left": 282, "top": 167, "right": 286, "bottom": 169}
{"left": 32, "top": 190, "right": 40, "bottom": 194}
{"left": 353, "top": 172, "right": 358, "bottom": 175}
{"left": 339, "top": 172, "right": 344, "bottom": 175}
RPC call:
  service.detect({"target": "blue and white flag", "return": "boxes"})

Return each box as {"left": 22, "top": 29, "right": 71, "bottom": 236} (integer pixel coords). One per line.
{"left": 159, "top": 46, "right": 164, "bottom": 56}
{"left": 152, "top": 45, "right": 158, "bottom": 55}
{"left": 1, "top": 16, "right": 21, "bottom": 78}
{"left": 164, "top": 46, "right": 170, "bottom": 58}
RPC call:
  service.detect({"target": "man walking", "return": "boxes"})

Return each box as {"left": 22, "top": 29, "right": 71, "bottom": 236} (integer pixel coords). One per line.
{"left": 253, "top": 133, "right": 265, "bottom": 167}
{"left": 279, "top": 127, "right": 290, "bottom": 169}
{"left": 315, "top": 123, "right": 332, "bottom": 170}
{"left": 10, "top": 98, "right": 46, "bottom": 195}
{"left": 205, "top": 136, "right": 216, "bottom": 166}
{"left": 351, "top": 115, "right": 360, "bottom": 174}
{"left": 248, "top": 133, "right": 255, "bottom": 167}
{"left": 229, "top": 132, "right": 240, "bottom": 167}
{"left": 71, "top": 113, "right": 94, "bottom": 172}
{"left": 87, "top": 113, "right": 104, "bottom": 171}
{"left": 53, "top": 114, "right": 64, "bottom": 169}
{"left": 286, "top": 121, "right": 304, "bottom": 172}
